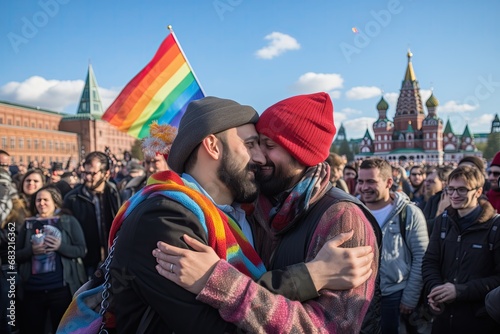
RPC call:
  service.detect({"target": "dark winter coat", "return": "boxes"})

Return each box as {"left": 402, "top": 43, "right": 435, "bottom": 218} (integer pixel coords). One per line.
{"left": 16, "top": 214, "right": 87, "bottom": 295}
{"left": 63, "top": 181, "right": 121, "bottom": 270}
{"left": 422, "top": 198, "right": 500, "bottom": 333}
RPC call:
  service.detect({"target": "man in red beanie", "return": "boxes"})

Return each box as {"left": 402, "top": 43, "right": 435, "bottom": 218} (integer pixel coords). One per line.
{"left": 154, "top": 93, "right": 381, "bottom": 333}
{"left": 487, "top": 151, "right": 500, "bottom": 213}
{"left": 108, "top": 96, "right": 375, "bottom": 333}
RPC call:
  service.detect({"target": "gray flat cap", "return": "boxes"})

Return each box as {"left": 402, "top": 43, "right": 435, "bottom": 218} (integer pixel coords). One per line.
{"left": 168, "top": 96, "right": 259, "bottom": 173}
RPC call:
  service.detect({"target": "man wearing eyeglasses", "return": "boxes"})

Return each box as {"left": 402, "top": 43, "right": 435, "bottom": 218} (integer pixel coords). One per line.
{"left": 486, "top": 151, "right": 500, "bottom": 213}
{"left": 63, "top": 151, "right": 121, "bottom": 278}
{"left": 422, "top": 166, "right": 500, "bottom": 333}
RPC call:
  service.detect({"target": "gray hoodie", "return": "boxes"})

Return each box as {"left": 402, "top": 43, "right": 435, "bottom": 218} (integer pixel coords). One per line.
{"left": 378, "top": 191, "right": 429, "bottom": 308}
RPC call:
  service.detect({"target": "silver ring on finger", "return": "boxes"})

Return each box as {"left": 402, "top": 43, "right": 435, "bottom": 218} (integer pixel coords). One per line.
{"left": 169, "top": 263, "right": 174, "bottom": 274}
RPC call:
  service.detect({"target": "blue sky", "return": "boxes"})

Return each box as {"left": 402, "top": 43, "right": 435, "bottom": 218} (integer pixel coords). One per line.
{"left": 1, "top": 0, "right": 499, "bottom": 140}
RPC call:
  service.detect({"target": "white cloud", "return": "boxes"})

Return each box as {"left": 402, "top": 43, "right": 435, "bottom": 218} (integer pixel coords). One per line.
{"left": 467, "top": 113, "right": 494, "bottom": 133}
{"left": 291, "top": 72, "right": 344, "bottom": 94}
{"left": 343, "top": 117, "right": 377, "bottom": 139}
{"left": 329, "top": 91, "right": 342, "bottom": 99}
{"left": 420, "top": 89, "right": 432, "bottom": 104}
{"left": 346, "top": 86, "right": 382, "bottom": 100}
{"left": 341, "top": 107, "right": 362, "bottom": 115}
{"left": 439, "top": 100, "right": 479, "bottom": 113}
{"left": 383, "top": 92, "right": 399, "bottom": 107}
{"left": 255, "top": 32, "right": 300, "bottom": 59}
{"left": 334, "top": 112, "right": 347, "bottom": 123}
{"left": 0, "top": 76, "right": 120, "bottom": 113}
{"left": 99, "top": 87, "right": 121, "bottom": 111}
{"left": 0, "top": 76, "right": 84, "bottom": 111}
{"left": 334, "top": 108, "right": 363, "bottom": 130}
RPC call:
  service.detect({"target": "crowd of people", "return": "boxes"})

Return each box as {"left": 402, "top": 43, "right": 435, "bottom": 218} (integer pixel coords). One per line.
{"left": 0, "top": 92, "right": 498, "bottom": 333}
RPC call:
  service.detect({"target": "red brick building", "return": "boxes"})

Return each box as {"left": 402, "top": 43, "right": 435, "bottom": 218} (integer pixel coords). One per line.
{"left": 0, "top": 65, "right": 136, "bottom": 166}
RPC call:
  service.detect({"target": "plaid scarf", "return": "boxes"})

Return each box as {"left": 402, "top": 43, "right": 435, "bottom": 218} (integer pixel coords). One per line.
{"left": 253, "top": 162, "right": 331, "bottom": 234}
{"left": 109, "top": 171, "right": 266, "bottom": 280}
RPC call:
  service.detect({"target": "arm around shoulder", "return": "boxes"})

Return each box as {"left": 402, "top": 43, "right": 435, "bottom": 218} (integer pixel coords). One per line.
{"left": 196, "top": 202, "right": 378, "bottom": 333}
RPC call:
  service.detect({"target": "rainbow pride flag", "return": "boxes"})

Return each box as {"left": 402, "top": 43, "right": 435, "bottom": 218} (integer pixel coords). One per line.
{"left": 102, "top": 30, "right": 205, "bottom": 139}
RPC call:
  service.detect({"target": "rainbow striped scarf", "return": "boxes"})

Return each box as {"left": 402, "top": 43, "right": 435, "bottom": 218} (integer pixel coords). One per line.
{"left": 109, "top": 170, "right": 266, "bottom": 280}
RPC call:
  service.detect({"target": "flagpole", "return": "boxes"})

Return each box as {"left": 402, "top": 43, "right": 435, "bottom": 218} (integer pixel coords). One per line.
{"left": 167, "top": 25, "right": 206, "bottom": 96}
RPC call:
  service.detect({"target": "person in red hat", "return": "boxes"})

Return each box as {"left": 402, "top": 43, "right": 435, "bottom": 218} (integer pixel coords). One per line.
{"left": 154, "top": 92, "right": 382, "bottom": 333}
{"left": 486, "top": 151, "right": 500, "bottom": 213}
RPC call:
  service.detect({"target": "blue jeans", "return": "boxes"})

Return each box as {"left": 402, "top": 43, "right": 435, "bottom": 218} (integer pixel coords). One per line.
{"left": 381, "top": 289, "right": 403, "bottom": 334}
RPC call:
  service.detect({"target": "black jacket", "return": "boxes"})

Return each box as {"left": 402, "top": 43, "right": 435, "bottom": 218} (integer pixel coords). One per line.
{"left": 110, "top": 197, "right": 234, "bottom": 333}
{"left": 63, "top": 181, "right": 120, "bottom": 270}
{"left": 422, "top": 191, "right": 443, "bottom": 236}
{"left": 422, "top": 198, "right": 500, "bottom": 333}
{"left": 16, "top": 214, "right": 87, "bottom": 294}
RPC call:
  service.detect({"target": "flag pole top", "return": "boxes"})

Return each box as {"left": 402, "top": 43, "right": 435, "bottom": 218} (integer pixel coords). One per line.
{"left": 167, "top": 25, "right": 173, "bottom": 31}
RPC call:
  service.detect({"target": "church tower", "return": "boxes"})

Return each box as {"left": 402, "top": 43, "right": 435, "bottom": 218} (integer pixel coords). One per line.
{"left": 443, "top": 119, "right": 457, "bottom": 151}
{"left": 460, "top": 125, "right": 477, "bottom": 152}
{"left": 422, "top": 92, "right": 444, "bottom": 163}
{"left": 492, "top": 114, "right": 500, "bottom": 133}
{"left": 359, "top": 129, "right": 374, "bottom": 154}
{"left": 76, "top": 64, "right": 104, "bottom": 115}
{"left": 373, "top": 97, "right": 394, "bottom": 153}
{"left": 334, "top": 123, "right": 347, "bottom": 143}
{"left": 405, "top": 121, "right": 415, "bottom": 149}
{"left": 393, "top": 50, "right": 425, "bottom": 150}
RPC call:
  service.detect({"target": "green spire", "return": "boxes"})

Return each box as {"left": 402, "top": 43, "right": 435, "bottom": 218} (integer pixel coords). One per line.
{"left": 335, "top": 123, "right": 347, "bottom": 142}
{"left": 77, "top": 64, "right": 104, "bottom": 115}
{"left": 491, "top": 114, "right": 500, "bottom": 132}
{"left": 363, "top": 128, "right": 372, "bottom": 140}
{"left": 443, "top": 119, "right": 454, "bottom": 134}
{"left": 426, "top": 93, "right": 439, "bottom": 108}
{"left": 377, "top": 96, "right": 389, "bottom": 110}
{"left": 338, "top": 123, "right": 346, "bottom": 136}
{"left": 462, "top": 124, "right": 472, "bottom": 138}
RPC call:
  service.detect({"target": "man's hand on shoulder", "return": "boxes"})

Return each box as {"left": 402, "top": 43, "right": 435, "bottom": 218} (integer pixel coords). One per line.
{"left": 153, "top": 234, "right": 220, "bottom": 294}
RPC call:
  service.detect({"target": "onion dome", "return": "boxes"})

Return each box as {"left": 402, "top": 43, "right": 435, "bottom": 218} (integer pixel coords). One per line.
{"left": 426, "top": 93, "right": 439, "bottom": 108}
{"left": 377, "top": 97, "right": 389, "bottom": 110}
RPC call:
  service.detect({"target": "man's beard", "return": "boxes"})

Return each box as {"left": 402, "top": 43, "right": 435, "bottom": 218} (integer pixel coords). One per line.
{"left": 217, "top": 149, "right": 259, "bottom": 203}
{"left": 85, "top": 175, "right": 106, "bottom": 192}
{"left": 256, "top": 158, "right": 297, "bottom": 198}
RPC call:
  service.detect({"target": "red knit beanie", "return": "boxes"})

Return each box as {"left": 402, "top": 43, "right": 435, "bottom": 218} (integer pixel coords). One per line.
{"left": 256, "top": 92, "right": 336, "bottom": 167}
{"left": 491, "top": 151, "right": 500, "bottom": 167}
